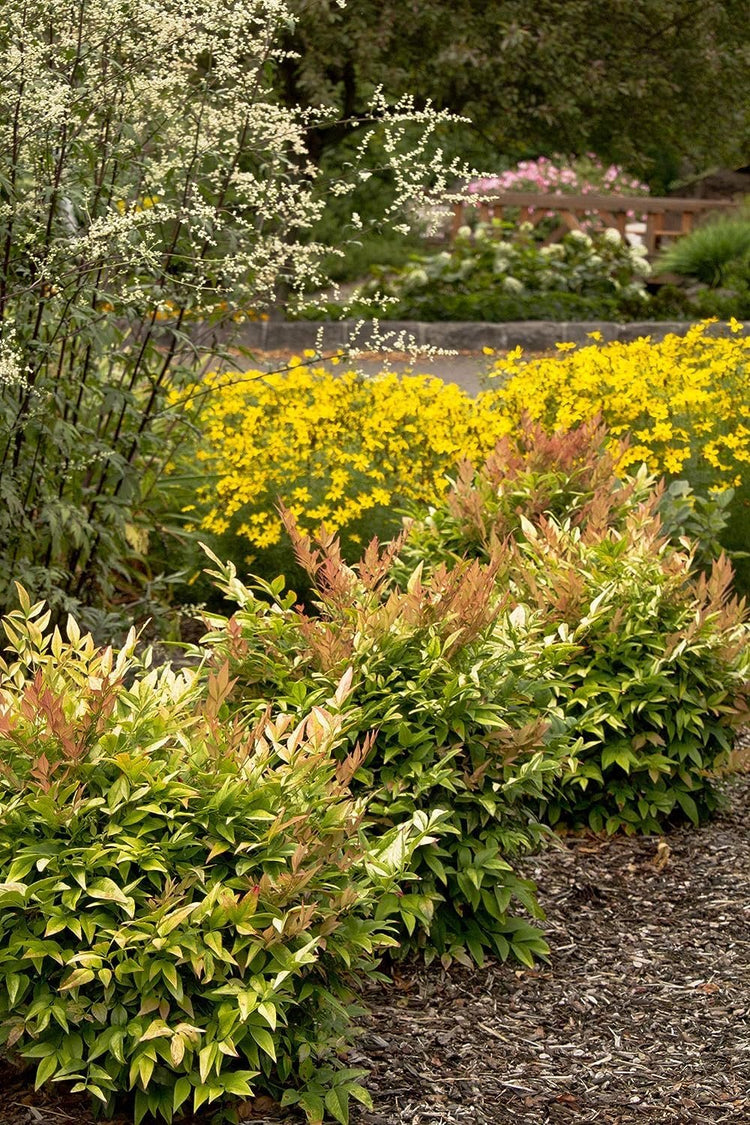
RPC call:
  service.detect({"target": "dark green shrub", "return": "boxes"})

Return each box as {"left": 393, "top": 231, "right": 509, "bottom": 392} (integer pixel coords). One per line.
{"left": 0, "top": 591, "right": 428, "bottom": 1123}
{"left": 200, "top": 527, "right": 570, "bottom": 968}
{"left": 293, "top": 222, "right": 652, "bottom": 322}
{"left": 293, "top": 290, "right": 625, "bottom": 322}
{"left": 656, "top": 480, "right": 738, "bottom": 571}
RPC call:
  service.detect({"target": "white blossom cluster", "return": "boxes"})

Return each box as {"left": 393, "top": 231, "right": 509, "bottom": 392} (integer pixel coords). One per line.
{"left": 0, "top": 0, "right": 472, "bottom": 332}
{"left": 0, "top": 0, "right": 476, "bottom": 608}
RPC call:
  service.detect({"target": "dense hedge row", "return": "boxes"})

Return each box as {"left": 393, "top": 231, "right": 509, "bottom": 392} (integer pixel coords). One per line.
{"left": 1, "top": 421, "right": 748, "bottom": 1123}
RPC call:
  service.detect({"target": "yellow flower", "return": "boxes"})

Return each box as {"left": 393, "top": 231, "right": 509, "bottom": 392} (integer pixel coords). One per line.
{"left": 171, "top": 322, "right": 749, "bottom": 553}
{"left": 482, "top": 321, "right": 749, "bottom": 489}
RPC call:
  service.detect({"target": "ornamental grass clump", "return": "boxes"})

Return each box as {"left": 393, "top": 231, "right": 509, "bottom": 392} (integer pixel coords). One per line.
{"left": 656, "top": 214, "right": 750, "bottom": 288}
{"left": 402, "top": 425, "right": 750, "bottom": 835}
{"left": 200, "top": 523, "right": 570, "bottom": 969}
{"left": 0, "top": 590, "right": 430, "bottom": 1124}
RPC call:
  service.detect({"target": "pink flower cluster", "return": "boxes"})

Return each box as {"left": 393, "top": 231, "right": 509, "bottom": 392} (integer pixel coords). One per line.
{"left": 468, "top": 155, "right": 648, "bottom": 197}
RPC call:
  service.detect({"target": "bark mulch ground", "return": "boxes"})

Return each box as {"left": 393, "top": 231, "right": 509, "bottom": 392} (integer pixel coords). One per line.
{"left": 350, "top": 770, "right": 750, "bottom": 1125}
{"left": 1, "top": 771, "right": 748, "bottom": 1125}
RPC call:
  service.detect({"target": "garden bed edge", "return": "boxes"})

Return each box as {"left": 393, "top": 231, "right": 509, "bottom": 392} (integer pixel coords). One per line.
{"left": 234, "top": 318, "right": 739, "bottom": 354}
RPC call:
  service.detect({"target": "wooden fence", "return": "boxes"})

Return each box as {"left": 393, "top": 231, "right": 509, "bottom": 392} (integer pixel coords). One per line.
{"left": 451, "top": 192, "right": 739, "bottom": 259}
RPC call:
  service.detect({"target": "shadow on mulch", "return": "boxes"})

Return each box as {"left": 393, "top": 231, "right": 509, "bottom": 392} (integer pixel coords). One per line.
{"left": 2, "top": 773, "right": 748, "bottom": 1125}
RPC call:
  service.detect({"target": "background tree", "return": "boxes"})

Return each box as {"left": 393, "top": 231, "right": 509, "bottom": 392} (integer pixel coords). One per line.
{"left": 281, "top": 0, "right": 750, "bottom": 184}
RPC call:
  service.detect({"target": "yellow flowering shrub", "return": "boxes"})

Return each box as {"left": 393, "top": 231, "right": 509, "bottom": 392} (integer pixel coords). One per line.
{"left": 179, "top": 363, "right": 511, "bottom": 551}
{"left": 484, "top": 321, "right": 750, "bottom": 487}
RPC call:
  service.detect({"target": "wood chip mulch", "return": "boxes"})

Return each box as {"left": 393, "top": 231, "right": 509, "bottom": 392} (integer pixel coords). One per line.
{"left": 350, "top": 771, "right": 750, "bottom": 1125}
{"left": 1, "top": 771, "right": 748, "bottom": 1125}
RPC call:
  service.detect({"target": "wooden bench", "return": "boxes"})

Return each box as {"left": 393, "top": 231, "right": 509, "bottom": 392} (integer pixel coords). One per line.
{"left": 451, "top": 192, "right": 739, "bottom": 260}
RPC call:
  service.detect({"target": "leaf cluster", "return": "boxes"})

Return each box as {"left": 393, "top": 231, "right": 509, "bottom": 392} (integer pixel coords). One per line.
{"left": 401, "top": 421, "right": 750, "bottom": 834}
{"left": 200, "top": 524, "right": 569, "bottom": 969}
{"left": 281, "top": 0, "right": 750, "bottom": 178}
{"left": 656, "top": 214, "right": 750, "bottom": 288}
{"left": 297, "top": 222, "right": 652, "bottom": 321}
{"left": 0, "top": 589, "right": 429, "bottom": 1123}
{"left": 514, "top": 514, "right": 749, "bottom": 833}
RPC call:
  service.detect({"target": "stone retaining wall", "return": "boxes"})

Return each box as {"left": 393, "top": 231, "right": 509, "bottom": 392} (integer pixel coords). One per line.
{"left": 234, "top": 319, "right": 736, "bottom": 353}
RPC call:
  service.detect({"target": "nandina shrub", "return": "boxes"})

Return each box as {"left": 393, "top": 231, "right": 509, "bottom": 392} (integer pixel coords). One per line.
{"left": 402, "top": 434, "right": 750, "bottom": 833}
{"left": 199, "top": 523, "right": 570, "bottom": 968}
{"left": 0, "top": 590, "right": 428, "bottom": 1124}
{"left": 512, "top": 514, "right": 750, "bottom": 832}
{"left": 399, "top": 418, "right": 654, "bottom": 572}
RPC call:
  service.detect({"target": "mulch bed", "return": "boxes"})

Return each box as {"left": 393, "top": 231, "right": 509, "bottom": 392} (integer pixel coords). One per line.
{"left": 2, "top": 771, "right": 748, "bottom": 1125}
{"left": 351, "top": 770, "right": 750, "bottom": 1125}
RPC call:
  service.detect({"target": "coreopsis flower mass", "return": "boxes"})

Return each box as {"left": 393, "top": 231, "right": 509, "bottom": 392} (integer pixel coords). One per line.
{"left": 178, "top": 323, "right": 748, "bottom": 551}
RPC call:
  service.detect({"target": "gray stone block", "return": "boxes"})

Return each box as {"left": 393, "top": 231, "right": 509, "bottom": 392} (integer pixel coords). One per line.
{"left": 499, "top": 321, "right": 565, "bottom": 351}
{"left": 559, "top": 321, "right": 621, "bottom": 343}
{"left": 615, "top": 321, "right": 688, "bottom": 342}
{"left": 418, "top": 322, "right": 507, "bottom": 351}
{"left": 230, "top": 317, "right": 743, "bottom": 358}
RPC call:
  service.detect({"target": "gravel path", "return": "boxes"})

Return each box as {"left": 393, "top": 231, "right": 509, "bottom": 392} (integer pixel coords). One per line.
{"left": 2, "top": 772, "right": 748, "bottom": 1125}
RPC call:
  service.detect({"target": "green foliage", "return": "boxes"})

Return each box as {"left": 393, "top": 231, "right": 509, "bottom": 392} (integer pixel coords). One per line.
{"left": 296, "top": 223, "right": 652, "bottom": 322}
{"left": 0, "top": 0, "right": 464, "bottom": 623}
{"left": 717, "top": 475, "right": 750, "bottom": 599}
{"left": 0, "top": 590, "right": 429, "bottom": 1122}
{"left": 400, "top": 422, "right": 750, "bottom": 834}
{"left": 514, "top": 516, "right": 750, "bottom": 834}
{"left": 656, "top": 215, "right": 750, "bottom": 287}
{"left": 397, "top": 420, "right": 659, "bottom": 574}
{"left": 279, "top": 1, "right": 750, "bottom": 178}
{"left": 643, "top": 283, "right": 750, "bottom": 322}
{"left": 295, "top": 290, "right": 632, "bottom": 323}
{"left": 656, "top": 480, "right": 738, "bottom": 570}
{"left": 0, "top": 0, "right": 301, "bottom": 618}
{"left": 200, "top": 527, "right": 569, "bottom": 968}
